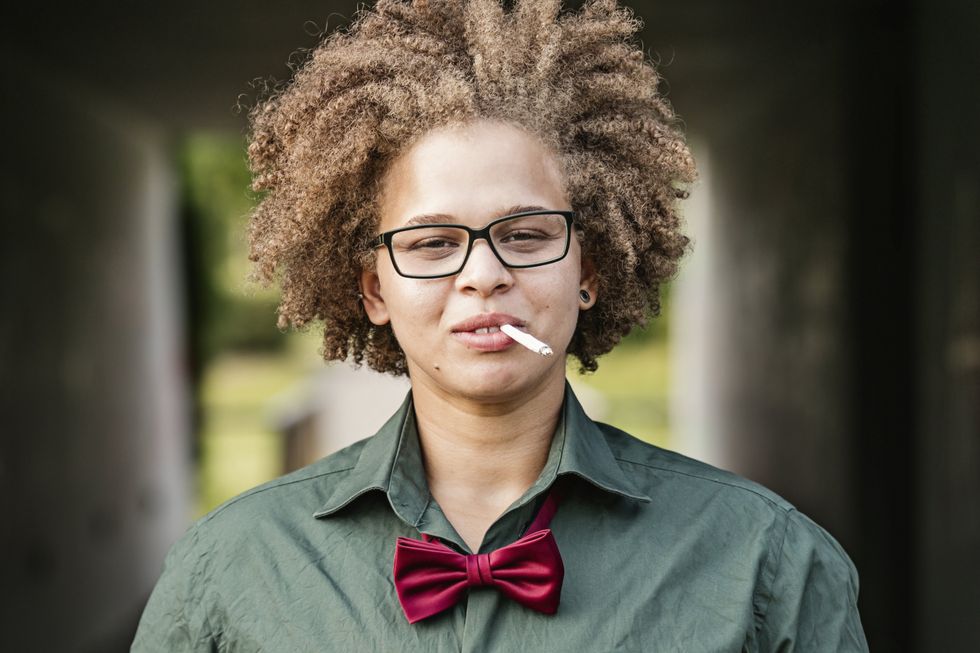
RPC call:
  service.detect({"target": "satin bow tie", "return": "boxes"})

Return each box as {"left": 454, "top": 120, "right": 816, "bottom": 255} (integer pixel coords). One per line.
{"left": 393, "top": 488, "right": 564, "bottom": 624}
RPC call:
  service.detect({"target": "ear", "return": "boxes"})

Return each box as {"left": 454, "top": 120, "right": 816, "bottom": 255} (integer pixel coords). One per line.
{"left": 579, "top": 253, "right": 598, "bottom": 309}
{"left": 359, "top": 267, "right": 390, "bottom": 326}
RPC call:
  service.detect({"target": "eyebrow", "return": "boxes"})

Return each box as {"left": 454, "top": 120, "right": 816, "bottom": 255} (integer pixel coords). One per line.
{"left": 403, "top": 204, "right": 548, "bottom": 227}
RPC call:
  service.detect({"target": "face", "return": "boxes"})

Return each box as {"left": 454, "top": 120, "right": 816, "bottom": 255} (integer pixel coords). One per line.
{"left": 360, "top": 119, "right": 598, "bottom": 404}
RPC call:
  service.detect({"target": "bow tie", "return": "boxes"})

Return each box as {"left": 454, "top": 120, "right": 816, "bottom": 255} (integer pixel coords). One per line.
{"left": 392, "top": 487, "right": 564, "bottom": 624}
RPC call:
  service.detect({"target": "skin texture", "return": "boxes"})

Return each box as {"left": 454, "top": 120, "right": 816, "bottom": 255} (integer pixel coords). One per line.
{"left": 360, "top": 120, "right": 597, "bottom": 550}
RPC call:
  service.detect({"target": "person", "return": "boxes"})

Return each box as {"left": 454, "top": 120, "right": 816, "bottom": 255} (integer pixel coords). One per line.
{"left": 132, "top": 0, "right": 869, "bottom": 650}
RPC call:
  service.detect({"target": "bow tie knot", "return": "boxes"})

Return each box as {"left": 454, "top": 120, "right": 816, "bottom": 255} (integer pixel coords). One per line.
{"left": 465, "top": 552, "right": 494, "bottom": 587}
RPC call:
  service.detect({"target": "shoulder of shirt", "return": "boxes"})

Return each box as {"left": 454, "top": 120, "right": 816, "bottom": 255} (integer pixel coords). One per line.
{"left": 595, "top": 421, "right": 859, "bottom": 571}
{"left": 594, "top": 420, "right": 798, "bottom": 514}
{"left": 596, "top": 421, "right": 860, "bottom": 584}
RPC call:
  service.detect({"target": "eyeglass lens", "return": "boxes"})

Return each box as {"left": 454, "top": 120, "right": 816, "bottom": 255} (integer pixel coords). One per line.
{"left": 389, "top": 213, "right": 568, "bottom": 277}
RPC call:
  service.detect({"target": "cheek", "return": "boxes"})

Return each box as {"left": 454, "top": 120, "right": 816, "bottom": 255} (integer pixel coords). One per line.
{"left": 380, "top": 274, "right": 447, "bottom": 333}
{"left": 532, "top": 266, "right": 582, "bottom": 329}
{"left": 555, "top": 257, "right": 585, "bottom": 304}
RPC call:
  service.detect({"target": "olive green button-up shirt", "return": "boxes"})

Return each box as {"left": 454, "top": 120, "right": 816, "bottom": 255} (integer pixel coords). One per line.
{"left": 132, "top": 380, "right": 868, "bottom": 652}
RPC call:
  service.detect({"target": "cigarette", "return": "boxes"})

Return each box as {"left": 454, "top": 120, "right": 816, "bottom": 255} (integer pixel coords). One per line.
{"left": 500, "top": 323, "right": 553, "bottom": 357}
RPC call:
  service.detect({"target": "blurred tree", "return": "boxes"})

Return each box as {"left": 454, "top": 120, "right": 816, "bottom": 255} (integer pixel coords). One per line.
{"left": 179, "top": 133, "right": 286, "bottom": 369}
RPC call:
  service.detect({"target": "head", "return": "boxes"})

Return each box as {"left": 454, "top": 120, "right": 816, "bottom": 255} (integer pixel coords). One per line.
{"left": 359, "top": 118, "right": 595, "bottom": 401}
{"left": 245, "top": 0, "right": 697, "bottom": 378}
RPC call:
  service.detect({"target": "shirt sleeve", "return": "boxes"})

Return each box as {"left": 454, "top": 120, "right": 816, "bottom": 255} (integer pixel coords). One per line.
{"left": 131, "top": 523, "right": 218, "bottom": 652}
{"left": 755, "top": 508, "right": 869, "bottom": 652}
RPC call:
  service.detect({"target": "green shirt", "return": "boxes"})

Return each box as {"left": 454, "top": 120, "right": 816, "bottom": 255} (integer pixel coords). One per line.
{"left": 132, "top": 380, "right": 868, "bottom": 652}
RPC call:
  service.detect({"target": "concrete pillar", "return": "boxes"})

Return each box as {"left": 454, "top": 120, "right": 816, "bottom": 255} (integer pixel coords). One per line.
{"left": 913, "top": 1, "right": 980, "bottom": 650}
{"left": 0, "top": 66, "right": 192, "bottom": 651}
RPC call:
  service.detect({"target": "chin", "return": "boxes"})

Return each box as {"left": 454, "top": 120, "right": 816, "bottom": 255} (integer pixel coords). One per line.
{"left": 454, "top": 367, "right": 525, "bottom": 399}
{"left": 445, "top": 356, "right": 562, "bottom": 403}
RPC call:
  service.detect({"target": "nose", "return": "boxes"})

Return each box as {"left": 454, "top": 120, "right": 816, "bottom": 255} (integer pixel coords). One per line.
{"left": 454, "top": 238, "right": 514, "bottom": 297}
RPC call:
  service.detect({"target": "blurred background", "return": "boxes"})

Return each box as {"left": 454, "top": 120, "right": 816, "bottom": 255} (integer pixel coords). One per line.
{"left": 1, "top": 0, "right": 977, "bottom": 651}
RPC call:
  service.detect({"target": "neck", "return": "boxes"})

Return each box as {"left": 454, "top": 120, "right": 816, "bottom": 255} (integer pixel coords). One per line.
{"left": 410, "top": 370, "right": 566, "bottom": 512}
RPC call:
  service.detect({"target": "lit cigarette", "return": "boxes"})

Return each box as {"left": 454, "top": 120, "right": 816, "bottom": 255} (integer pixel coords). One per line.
{"left": 500, "top": 324, "right": 553, "bottom": 357}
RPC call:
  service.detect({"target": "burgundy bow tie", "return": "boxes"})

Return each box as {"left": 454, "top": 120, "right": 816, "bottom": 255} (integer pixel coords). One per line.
{"left": 393, "top": 487, "right": 564, "bottom": 624}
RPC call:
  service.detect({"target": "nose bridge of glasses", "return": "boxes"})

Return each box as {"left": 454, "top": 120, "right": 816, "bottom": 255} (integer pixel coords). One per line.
{"left": 463, "top": 230, "right": 508, "bottom": 270}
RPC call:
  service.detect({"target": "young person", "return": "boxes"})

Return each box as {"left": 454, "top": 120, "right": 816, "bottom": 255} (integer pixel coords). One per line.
{"left": 133, "top": 1, "right": 868, "bottom": 650}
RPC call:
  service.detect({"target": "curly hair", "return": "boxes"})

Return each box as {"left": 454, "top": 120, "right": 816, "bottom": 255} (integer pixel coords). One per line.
{"left": 245, "top": 0, "right": 697, "bottom": 376}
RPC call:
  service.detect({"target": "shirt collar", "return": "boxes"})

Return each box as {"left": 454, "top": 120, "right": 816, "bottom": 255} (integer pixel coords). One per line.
{"left": 312, "top": 379, "right": 651, "bottom": 523}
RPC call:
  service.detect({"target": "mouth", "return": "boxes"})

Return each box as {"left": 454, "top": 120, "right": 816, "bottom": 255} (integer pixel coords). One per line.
{"left": 470, "top": 325, "right": 502, "bottom": 335}
{"left": 450, "top": 312, "right": 526, "bottom": 352}
{"left": 450, "top": 312, "right": 526, "bottom": 334}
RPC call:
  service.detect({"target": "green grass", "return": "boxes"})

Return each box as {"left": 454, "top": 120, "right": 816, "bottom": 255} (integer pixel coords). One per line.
{"left": 568, "top": 335, "right": 672, "bottom": 448}
{"left": 195, "top": 332, "right": 322, "bottom": 517}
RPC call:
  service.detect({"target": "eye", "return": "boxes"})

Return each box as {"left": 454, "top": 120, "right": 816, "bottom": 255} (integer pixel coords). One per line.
{"left": 500, "top": 230, "right": 548, "bottom": 243}
{"left": 408, "top": 237, "right": 460, "bottom": 250}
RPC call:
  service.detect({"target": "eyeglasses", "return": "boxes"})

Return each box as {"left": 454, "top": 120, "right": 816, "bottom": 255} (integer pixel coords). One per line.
{"left": 372, "top": 209, "right": 576, "bottom": 279}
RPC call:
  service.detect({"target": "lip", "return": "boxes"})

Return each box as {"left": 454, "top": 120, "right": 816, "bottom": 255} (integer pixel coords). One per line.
{"left": 450, "top": 312, "right": 526, "bottom": 334}
{"left": 450, "top": 312, "right": 526, "bottom": 352}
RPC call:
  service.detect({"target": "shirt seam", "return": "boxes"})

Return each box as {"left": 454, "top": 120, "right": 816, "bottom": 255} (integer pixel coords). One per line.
{"left": 613, "top": 456, "right": 794, "bottom": 512}
{"left": 756, "top": 507, "right": 793, "bottom": 639}
{"left": 416, "top": 495, "right": 432, "bottom": 529}
{"left": 190, "top": 522, "right": 221, "bottom": 651}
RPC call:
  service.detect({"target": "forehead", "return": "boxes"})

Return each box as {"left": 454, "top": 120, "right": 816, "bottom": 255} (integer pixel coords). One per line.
{"left": 378, "top": 120, "right": 569, "bottom": 231}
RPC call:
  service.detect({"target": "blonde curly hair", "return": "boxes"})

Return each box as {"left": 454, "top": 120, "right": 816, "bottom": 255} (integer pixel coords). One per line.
{"left": 245, "top": 0, "right": 697, "bottom": 375}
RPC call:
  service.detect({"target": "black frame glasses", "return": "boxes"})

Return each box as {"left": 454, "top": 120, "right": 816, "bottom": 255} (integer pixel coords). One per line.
{"left": 372, "top": 209, "right": 577, "bottom": 279}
